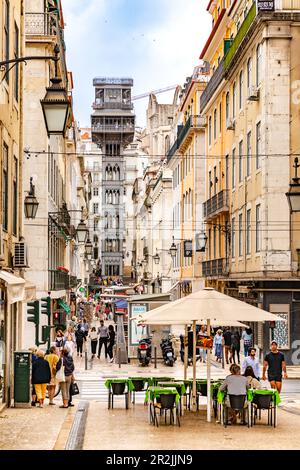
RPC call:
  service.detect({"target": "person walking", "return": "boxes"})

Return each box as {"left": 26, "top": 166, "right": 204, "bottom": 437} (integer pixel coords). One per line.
{"left": 45, "top": 346, "right": 59, "bottom": 405}
{"left": 55, "top": 329, "right": 65, "bottom": 350}
{"left": 89, "top": 327, "right": 98, "bottom": 359}
{"left": 75, "top": 321, "right": 86, "bottom": 357}
{"left": 223, "top": 327, "right": 232, "bottom": 364}
{"left": 32, "top": 350, "right": 51, "bottom": 408}
{"left": 107, "top": 324, "right": 116, "bottom": 363}
{"left": 231, "top": 330, "right": 241, "bottom": 364}
{"left": 213, "top": 329, "right": 223, "bottom": 362}
{"left": 262, "top": 340, "right": 288, "bottom": 393}
{"left": 29, "top": 347, "right": 38, "bottom": 406}
{"left": 56, "top": 348, "right": 75, "bottom": 408}
{"left": 242, "top": 347, "right": 260, "bottom": 380}
{"left": 198, "top": 325, "right": 207, "bottom": 363}
{"left": 242, "top": 327, "right": 253, "bottom": 357}
{"left": 97, "top": 320, "right": 109, "bottom": 359}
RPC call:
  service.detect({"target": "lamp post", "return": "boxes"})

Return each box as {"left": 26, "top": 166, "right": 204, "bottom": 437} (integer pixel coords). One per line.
{"left": 169, "top": 237, "right": 178, "bottom": 259}
{"left": 85, "top": 236, "right": 93, "bottom": 258}
{"left": 76, "top": 217, "right": 89, "bottom": 244}
{"left": 24, "top": 177, "right": 39, "bottom": 219}
{"left": 286, "top": 157, "right": 300, "bottom": 212}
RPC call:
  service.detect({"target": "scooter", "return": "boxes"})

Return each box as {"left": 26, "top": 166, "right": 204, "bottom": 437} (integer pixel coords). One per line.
{"left": 137, "top": 337, "right": 152, "bottom": 366}
{"left": 160, "top": 337, "right": 176, "bottom": 367}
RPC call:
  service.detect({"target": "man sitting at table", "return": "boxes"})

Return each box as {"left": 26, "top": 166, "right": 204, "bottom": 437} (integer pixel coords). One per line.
{"left": 219, "top": 364, "right": 249, "bottom": 424}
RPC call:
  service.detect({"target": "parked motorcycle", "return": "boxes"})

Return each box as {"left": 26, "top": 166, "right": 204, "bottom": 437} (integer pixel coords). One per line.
{"left": 137, "top": 337, "right": 152, "bottom": 366}
{"left": 160, "top": 336, "right": 176, "bottom": 367}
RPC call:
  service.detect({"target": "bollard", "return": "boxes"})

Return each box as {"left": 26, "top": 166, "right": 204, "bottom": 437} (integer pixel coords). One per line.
{"left": 154, "top": 346, "right": 157, "bottom": 369}
{"left": 85, "top": 351, "right": 88, "bottom": 370}
{"left": 221, "top": 345, "right": 225, "bottom": 369}
{"left": 118, "top": 347, "right": 121, "bottom": 369}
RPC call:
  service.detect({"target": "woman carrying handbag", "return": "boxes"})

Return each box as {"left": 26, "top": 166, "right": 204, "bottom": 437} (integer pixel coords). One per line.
{"left": 56, "top": 348, "right": 74, "bottom": 408}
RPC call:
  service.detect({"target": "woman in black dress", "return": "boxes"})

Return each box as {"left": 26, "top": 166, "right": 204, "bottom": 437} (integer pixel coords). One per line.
{"left": 107, "top": 324, "right": 115, "bottom": 363}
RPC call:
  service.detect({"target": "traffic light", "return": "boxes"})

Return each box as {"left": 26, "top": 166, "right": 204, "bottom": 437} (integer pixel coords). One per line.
{"left": 54, "top": 311, "right": 60, "bottom": 325}
{"left": 27, "top": 301, "right": 39, "bottom": 324}
{"left": 42, "top": 325, "right": 51, "bottom": 343}
{"left": 41, "top": 296, "right": 51, "bottom": 319}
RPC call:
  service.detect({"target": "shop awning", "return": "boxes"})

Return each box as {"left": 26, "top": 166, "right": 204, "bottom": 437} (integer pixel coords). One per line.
{"left": 0, "top": 270, "right": 25, "bottom": 304}
{"left": 58, "top": 299, "right": 71, "bottom": 314}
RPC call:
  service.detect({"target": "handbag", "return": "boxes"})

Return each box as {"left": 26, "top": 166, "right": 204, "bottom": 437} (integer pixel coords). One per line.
{"left": 70, "top": 381, "right": 80, "bottom": 396}
{"left": 55, "top": 358, "right": 65, "bottom": 383}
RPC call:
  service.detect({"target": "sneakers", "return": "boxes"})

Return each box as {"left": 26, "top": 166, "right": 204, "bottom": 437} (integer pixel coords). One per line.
{"left": 109, "top": 358, "right": 114, "bottom": 363}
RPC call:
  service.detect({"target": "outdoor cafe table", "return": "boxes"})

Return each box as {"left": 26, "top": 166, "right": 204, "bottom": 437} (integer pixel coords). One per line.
{"left": 145, "top": 386, "right": 181, "bottom": 425}
{"left": 157, "top": 382, "right": 186, "bottom": 415}
{"left": 104, "top": 378, "right": 135, "bottom": 391}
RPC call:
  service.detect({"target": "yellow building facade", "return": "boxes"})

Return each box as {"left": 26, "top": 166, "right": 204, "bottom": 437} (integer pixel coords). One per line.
{"left": 201, "top": 0, "right": 300, "bottom": 362}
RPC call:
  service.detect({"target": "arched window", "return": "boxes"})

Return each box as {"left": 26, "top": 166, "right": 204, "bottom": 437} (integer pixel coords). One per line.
{"left": 116, "top": 215, "right": 120, "bottom": 229}
{"left": 232, "top": 82, "right": 236, "bottom": 118}
{"left": 213, "top": 109, "right": 217, "bottom": 140}
{"left": 113, "top": 164, "right": 120, "bottom": 181}
{"left": 239, "top": 70, "right": 244, "bottom": 109}
{"left": 104, "top": 213, "right": 108, "bottom": 229}
{"left": 165, "top": 135, "right": 170, "bottom": 154}
{"left": 208, "top": 116, "right": 212, "bottom": 145}
{"left": 247, "top": 58, "right": 252, "bottom": 91}
{"left": 256, "top": 44, "right": 262, "bottom": 86}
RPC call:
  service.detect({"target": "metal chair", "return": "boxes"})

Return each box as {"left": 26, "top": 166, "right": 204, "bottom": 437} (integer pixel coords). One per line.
{"left": 251, "top": 394, "right": 276, "bottom": 427}
{"left": 152, "top": 394, "right": 180, "bottom": 427}
{"left": 108, "top": 382, "right": 129, "bottom": 410}
{"left": 223, "top": 394, "right": 249, "bottom": 427}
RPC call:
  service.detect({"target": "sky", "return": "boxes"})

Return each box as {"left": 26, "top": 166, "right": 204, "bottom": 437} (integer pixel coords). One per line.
{"left": 62, "top": 0, "right": 211, "bottom": 128}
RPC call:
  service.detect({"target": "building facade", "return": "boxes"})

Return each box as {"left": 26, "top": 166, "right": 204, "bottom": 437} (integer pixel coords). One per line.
{"left": 200, "top": 0, "right": 300, "bottom": 362}
{"left": 91, "top": 78, "right": 135, "bottom": 278}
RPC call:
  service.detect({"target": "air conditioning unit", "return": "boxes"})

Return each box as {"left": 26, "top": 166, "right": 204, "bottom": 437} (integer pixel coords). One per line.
{"left": 248, "top": 86, "right": 260, "bottom": 101}
{"left": 0, "top": 225, "right": 5, "bottom": 261}
{"left": 13, "top": 242, "right": 28, "bottom": 268}
{"left": 226, "top": 118, "right": 235, "bottom": 130}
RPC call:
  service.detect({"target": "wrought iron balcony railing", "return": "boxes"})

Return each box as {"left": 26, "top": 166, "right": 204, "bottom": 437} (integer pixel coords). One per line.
{"left": 202, "top": 258, "right": 227, "bottom": 277}
{"left": 200, "top": 58, "right": 225, "bottom": 112}
{"left": 92, "top": 101, "right": 133, "bottom": 110}
{"left": 203, "top": 190, "right": 229, "bottom": 220}
{"left": 91, "top": 124, "right": 135, "bottom": 133}
{"left": 177, "top": 115, "right": 206, "bottom": 150}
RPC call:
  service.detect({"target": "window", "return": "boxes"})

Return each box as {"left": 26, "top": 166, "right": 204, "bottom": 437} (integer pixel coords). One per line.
{"left": 14, "top": 22, "right": 19, "bottom": 101}
{"left": 93, "top": 203, "right": 99, "bottom": 214}
{"left": 209, "top": 170, "right": 212, "bottom": 198}
{"left": 4, "top": 0, "right": 10, "bottom": 83}
{"left": 213, "top": 109, "right": 217, "bottom": 140}
{"left": 213, "top": 225, "right": 217, "bottom": 259}
{"left": 226, "top": 92, "right": 230, "bottom": 123}
{"left": 256, "top": 204, "right": 261, "bottom": 252}
{"left": 2, "top": 143, "right": 9, "bottom": 231}
{"left": 247, "top": 58, "right": 252, "bottom": 91}
{"left": 256, "top": 121, "right": 261, "bottom": 169}
{"left": 239, "top": 70, "right": 243, "bottom": 109}
{"left": 247, "top": 131, "right": 251, "bottom": 176}
{"left": 219, "top": 102, "right": 222, "bottom": 133}
{"left": 165, "top": 135, "right": 170, "bottom": 154}
{"left": 239, "top": 140, "right": 243, "bottom": 183}
{"left": 246, "top": 208, "right": 251, "bottom": 255}
{"left": 93, "top": 187, "right": 99, "bottom": 196}
{"left": 225, "top": 155, "right": 229, "bottom": 189}
{"left": 256, "top": 44, "right": 262, "bottom": 86}
{"left": 213, "top": 166, "right": 217, "bottom": 195}
{"left": 232, "top": 82, "right": 236, "bottom": 118}
{"left": 239, "top": 213, "right": 243, "bottom": 256}
{"left": 232, "top": 148, "right": 236, "bottom": 188}
{"left": 208, "top": 228, "right": 211, "bottom": 259}
{"left": 232, "top": 217, "right": 236, "bottom": 258}
{"left": 209, "top": 116, "right": 212, "bottom": 145}
{"left": 13, "top": 157, "right": 18, "bottom": 235}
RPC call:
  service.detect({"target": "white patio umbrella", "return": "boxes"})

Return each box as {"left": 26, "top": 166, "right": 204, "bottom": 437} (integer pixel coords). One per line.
{"left": 132, "top": 288, "right": 285, "bottom": 422}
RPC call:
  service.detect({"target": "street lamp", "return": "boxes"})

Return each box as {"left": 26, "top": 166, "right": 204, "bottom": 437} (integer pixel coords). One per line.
{"left": 85, "top": 236, "right": 93, "bottom": 257}
{"left": 24, "top": 177, "right": 39, "bottom": 219}
{"left": 286, "top": 157, "right": 300, "bottom": 212}
{"left": 169, "top": 237, "right": 178, "bottom": 259}
{"left": 76, "top": 218, "right": 89, "bottom": 243}
{"left": 153, "top": 250, "right": 160, "bottom": 265}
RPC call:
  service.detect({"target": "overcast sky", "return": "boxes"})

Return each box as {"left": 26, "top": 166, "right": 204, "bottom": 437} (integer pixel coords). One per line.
{"left": 62, "top": 0, "right": 211, "bottom": 128}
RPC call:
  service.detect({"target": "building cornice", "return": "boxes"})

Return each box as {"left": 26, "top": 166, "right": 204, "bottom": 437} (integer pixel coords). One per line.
{"left": 199, "top": 9, "right": 227, "bottom": 59}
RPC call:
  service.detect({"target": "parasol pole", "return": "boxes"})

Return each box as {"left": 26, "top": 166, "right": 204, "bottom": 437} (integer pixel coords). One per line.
{"left": 207, "top": 318, "right": 211, "bottom": 422}
{"left": 184, "top": 324, "right": 188, "bottom": 381}
{"left": 192, "top": 320, "right": 197, "bottom": 411}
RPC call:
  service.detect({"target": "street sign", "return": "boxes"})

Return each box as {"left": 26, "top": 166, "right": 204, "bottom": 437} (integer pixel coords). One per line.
{"left": 184, "top": 240, "right": 193, "bottom": 258}
{"left": 256, "top": 0, "right": 274, "bottom": 11}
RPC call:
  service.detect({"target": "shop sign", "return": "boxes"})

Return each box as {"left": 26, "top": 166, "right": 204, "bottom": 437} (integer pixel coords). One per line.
{"left": 184, "top": 240, "right": 193, "bottom": 258}
{"left": 256, "top": 0, "right": 275, "bottom": 11}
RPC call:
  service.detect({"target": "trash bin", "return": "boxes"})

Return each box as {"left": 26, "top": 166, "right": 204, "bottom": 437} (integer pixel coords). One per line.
{"left": 14, "top": 351, "right": 32, "bottom": 408}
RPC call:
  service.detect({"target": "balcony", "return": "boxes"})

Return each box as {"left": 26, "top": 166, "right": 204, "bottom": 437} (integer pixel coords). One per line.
{"left": 177, "top": 115, "right": 206, "bottom": 152}
{"left": 200, "top": 58, "right": 225, "bottom": 112}
{"left": 93, "top": 78, "right": 134, "bottom": 86}
{"left": 166, "top": 139, "right": 179, "bottom": 162}
{"left": 93, "top": 101, "right": 133, "bottom": 110}
{"left": 203, "top": 190, "right": 229, "bottom": 220}
{"left": 224, "top": 2, "right": 257, "bottom": 72}
{"left": 202, "top": 258, "right": 227, "bottom": 277}
{"left": 25, "top": 12, "right": 57, "bottom": 36}
{"left": 49, "top": 270, "right": 70, "bottom": 291}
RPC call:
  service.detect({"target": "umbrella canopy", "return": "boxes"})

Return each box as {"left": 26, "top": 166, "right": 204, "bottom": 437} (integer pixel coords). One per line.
{"left": 134, "top": 287, "right": 285, "bottom": 323}
{"left": 136, "top": 318, "right": 248, "bottom": 327}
